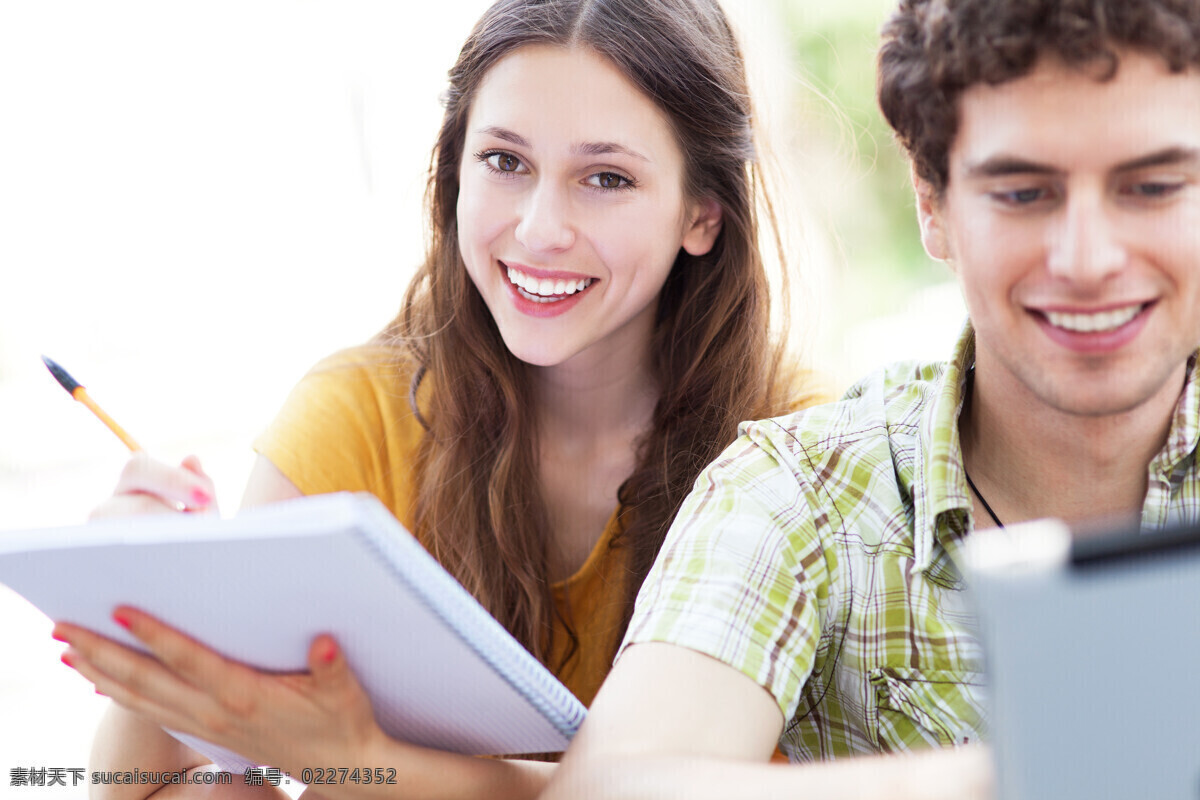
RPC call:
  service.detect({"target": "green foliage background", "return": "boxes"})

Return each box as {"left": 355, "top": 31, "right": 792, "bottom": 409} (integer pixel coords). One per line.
{"left": 782, "top": 0, "right": 948, "bottom": 326}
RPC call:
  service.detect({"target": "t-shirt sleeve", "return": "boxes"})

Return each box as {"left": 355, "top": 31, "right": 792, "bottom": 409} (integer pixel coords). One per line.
{"left": 619, "top": 419, "right": 829, "bottom": 723}
{"left": 252, "top": 347, "right": 420, "bottom": 520}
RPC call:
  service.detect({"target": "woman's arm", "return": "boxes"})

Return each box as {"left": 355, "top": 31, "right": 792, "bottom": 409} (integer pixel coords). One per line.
{"left": 69, "top": 607, "right": 556, "bottom": 800}
{"left": 88, "top": 455, "right": 301, "bottom": 800}
{"left": 80, "top": 455, "right": 558, "bottom": 800}
{"left": 90, "top": 706, "right": 290, "bottom": 800}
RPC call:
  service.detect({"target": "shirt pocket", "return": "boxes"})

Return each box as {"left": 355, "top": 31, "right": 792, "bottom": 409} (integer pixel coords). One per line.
{"left": 868, "top": 667, "right": 988, "bottom": 751}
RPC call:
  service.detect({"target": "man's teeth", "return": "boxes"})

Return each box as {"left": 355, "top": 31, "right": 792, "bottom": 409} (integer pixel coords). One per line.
{"left": 1044, "top": 304, "right": 1144, "bottom": 333}
{"left": 507, "top": 267, "right": 593, "bottom": 299}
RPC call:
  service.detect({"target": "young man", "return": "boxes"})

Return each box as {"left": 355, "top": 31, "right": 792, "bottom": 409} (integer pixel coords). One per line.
{"left": 543, "top": 1, "right": 1200, "bottom": 797}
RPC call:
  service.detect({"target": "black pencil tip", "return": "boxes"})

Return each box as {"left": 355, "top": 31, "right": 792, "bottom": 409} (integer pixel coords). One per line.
{"left": 41, "top": 355, "right": 83, "bottom": 394}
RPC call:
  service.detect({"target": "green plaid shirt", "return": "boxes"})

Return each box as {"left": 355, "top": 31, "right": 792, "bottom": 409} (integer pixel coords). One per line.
{"left": 623, "top": 324, "right": 1200, "bottom": 760}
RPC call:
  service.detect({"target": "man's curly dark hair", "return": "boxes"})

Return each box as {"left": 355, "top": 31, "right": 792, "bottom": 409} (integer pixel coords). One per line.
{"left": 877, "top": 0, "right": 1200, "bottom": 194}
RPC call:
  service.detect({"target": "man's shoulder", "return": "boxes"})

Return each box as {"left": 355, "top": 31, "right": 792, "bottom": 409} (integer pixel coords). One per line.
{"left": 729, "top": 359, "right": 948, "bottom": 541}
{"left": 745, "top": 358, "right": 949, "bottom": 459}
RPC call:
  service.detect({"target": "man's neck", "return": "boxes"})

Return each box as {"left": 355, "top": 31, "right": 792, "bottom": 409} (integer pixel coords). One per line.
{"left": 959, "top": 357, "right": 1186, "bottom": 526}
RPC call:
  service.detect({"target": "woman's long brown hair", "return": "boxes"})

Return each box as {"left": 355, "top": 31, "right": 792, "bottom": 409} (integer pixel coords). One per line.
{"left": 379, "top": 0, "right": 805, "bottom": 667}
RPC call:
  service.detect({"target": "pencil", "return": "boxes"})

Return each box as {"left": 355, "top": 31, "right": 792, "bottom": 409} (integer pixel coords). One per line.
{"left": 41, "top": 355, "right": 144, "bottom": 452}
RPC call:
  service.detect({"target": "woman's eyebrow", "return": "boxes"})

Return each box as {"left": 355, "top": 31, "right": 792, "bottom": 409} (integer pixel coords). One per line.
{"left": 572, "top": 141, "right": 649, "bottom": 162}
{"left": 475, "top": 126, "right": 649, "bottom": 162}
{"left": 477, "top": 126, "right": 530, "bottom": 148}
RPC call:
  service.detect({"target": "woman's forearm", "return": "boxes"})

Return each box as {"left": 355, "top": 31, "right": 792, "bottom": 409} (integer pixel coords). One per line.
{"left": 88, "top": 705, "right": 286, "bottom": 800}
{"left": 90, "top": 705, "right": 206, "bottom": 800}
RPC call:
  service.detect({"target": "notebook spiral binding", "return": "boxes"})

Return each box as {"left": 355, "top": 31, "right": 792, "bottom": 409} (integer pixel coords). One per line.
{"left": 352, "top": 500, "right": 588, "bottom": 742}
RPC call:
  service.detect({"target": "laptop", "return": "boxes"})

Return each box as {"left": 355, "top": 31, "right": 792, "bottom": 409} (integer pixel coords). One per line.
{"left": 964, "top": 518, "right": 1200, "bottom": 800}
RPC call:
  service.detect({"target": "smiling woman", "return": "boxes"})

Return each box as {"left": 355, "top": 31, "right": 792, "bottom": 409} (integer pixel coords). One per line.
{"left": 459, "top": 45, "right": 721, "bottom": 370}
{"left": 52, "top": 1, "right": 825, "bottom": 799}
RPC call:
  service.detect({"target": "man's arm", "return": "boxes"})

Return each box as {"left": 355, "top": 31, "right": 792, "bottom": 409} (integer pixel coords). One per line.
{"left": 542, "top": 643, "right": 993, "bottom": 800}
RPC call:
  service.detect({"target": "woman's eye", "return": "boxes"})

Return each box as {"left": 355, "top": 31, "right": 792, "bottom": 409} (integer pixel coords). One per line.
{"left": 476, "top": 150, "right": 525, "bottom": 176}
{"left": 587, "top": 172, "right": 633, "bottom": 190}
{"left": 489, "top": 152, "right": 522, "bottom": 173}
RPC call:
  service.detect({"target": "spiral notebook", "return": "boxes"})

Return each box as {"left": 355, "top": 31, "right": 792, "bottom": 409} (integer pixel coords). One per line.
{"left": 0, "top": 492, "right": 587, "bottom": 771}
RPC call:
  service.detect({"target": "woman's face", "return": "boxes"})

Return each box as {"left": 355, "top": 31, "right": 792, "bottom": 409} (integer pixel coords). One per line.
{"left": 457, "top": 45, "right": 721, "bottom": 372}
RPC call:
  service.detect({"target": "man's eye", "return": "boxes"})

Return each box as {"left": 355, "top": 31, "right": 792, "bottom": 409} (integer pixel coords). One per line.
{"left": 994, "top": 187, "right": 1046, "bottom": 205}
{"left": 1123, "top": 181, "right": 1184, "bottom": 199}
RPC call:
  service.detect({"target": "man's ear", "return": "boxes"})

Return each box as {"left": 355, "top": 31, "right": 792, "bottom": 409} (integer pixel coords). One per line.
{"left": 913, "top": 167, "right": 951, "bottom": 263}
{"left": 681, "top": 197, "right": 723, "bottom": 256}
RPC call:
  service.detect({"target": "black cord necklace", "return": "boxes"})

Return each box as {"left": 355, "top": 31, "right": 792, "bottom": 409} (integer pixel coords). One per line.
{"left": 963, "top": 466, "right": 1005, "bottom": 528}
{"left": 963, "top": 365, "right": 1005, "bottom": 529}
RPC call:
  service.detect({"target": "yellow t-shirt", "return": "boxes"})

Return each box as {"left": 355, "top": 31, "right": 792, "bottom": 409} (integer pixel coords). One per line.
{"left": 252, "top": 345, "right": 628, "bottom": 708}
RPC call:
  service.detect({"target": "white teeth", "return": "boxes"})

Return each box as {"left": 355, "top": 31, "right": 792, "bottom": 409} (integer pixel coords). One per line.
{"left": 504, "top": 266, "right": 593, "bottom": 297}
{"left": 517, "top": 287, "right": 562, "bottom": 303}
{"left": 1044, "top": 304, "right": 1144, "bottom": 333}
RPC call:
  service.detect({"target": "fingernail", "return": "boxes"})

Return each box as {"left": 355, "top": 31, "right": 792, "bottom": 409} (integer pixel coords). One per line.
{"left": 95, "top": 689, "right": 108, "bottom": 697}
{"left": 61, "top": 652, "right": 75, "bottom": 668}
{"left": 320, "top": 640, "right": 338, "bottom": 664}
{"left": 191, "top": 488, "right": 212, "bottom": 506}
{"left": 51, "top": 628, "right": 70, "bottom": 644}
{"left": 112, "top": 611, "right": 132, "bottom": 630}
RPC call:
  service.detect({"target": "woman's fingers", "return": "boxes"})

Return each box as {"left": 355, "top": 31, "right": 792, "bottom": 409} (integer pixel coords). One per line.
{"left": 55, "top": 627, "right": 210, "bottom": 737}
{"left": 114, "top": 453, "right": 216, "bottom": 509}
{"left": 56, "top": 613, "right": 263, "bottom": 744}
{"left": 55, "top": 614, "right": 385, "bottom": 775}
{"left": 303, "top": 636, "right": 366, "bottom": 715}
{"left": 89, "top": 491, "right": 181, "bottom": 519}
{"left": 90, "top": 453, "right": 218, "bottom": 519}
{"left": 107, "top": 609, "right": 260, "bottom": 706}
{"left": 180, "top": 454, "right": 207, "bottom": 478}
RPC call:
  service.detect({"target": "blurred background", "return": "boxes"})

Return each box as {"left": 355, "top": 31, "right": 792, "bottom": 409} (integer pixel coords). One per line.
{"left": 0, "top": 0, "right": 964, "bottom": 793}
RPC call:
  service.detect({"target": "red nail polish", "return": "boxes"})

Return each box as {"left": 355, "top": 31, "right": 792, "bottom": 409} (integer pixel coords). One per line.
{"left": 112, "top": 611, "right": 132, "bottom": 630}
{"left": 191, "top": 487, "right": 212, "bottom": 506}
{"left": 95, "top": 689, "right": 108, "bottom": 697}
{"left": 61, "top": 652, "right": 75, "bottom": 668}
{"left": 51, "top": 629, "right": 69, "bottom": 644}
{"left": 320, "top": 640, "right": 338, "bottom": 664}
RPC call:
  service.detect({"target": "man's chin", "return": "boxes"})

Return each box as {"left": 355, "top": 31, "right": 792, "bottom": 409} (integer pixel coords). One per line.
{"left": 1027, "top": 371, "right": 1185, "bottom": 420}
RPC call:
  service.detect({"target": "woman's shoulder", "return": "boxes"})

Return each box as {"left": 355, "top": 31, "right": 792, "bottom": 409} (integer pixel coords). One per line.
{"left": 291, "top": 344, "right": 425, "bottom": 418}
{"left": 254, "top": 342, "right": 426, "bottom": 520}
{"left": 304, "top": 343, "right": 418, "bottom": 388}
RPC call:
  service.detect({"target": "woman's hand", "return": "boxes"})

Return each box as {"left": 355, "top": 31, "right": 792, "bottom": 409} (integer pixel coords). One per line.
{"left": 90, "top": 453, "right": 219, "bottom": 519}
{"left": 55, "top": 607, "right": 384, "bottom": 778}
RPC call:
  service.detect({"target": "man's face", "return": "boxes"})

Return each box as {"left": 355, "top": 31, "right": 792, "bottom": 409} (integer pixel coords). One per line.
{"left": 918, "top": 51, "right": 1200, "bottom": 418}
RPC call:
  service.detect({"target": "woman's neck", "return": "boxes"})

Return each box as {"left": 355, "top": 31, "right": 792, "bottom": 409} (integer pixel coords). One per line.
{"left": 533, "top": 360, "right": 658, "bottom": 441}
{"left": 530, "top": 307, "right": 660, "bottom": 440}
{"left": 530, "top": 331, "right": 659, "bottom": 582}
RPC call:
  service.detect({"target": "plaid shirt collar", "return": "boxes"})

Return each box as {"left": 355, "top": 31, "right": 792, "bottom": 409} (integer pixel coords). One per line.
{"left": 1151, "top": 353, "right": 1200, "bottom": 483}
{"left": 910, "top": 324, "right": 975, "bottom": 579}
{"left": 910, "top": 323, "right": 1200, "bottom": 579}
